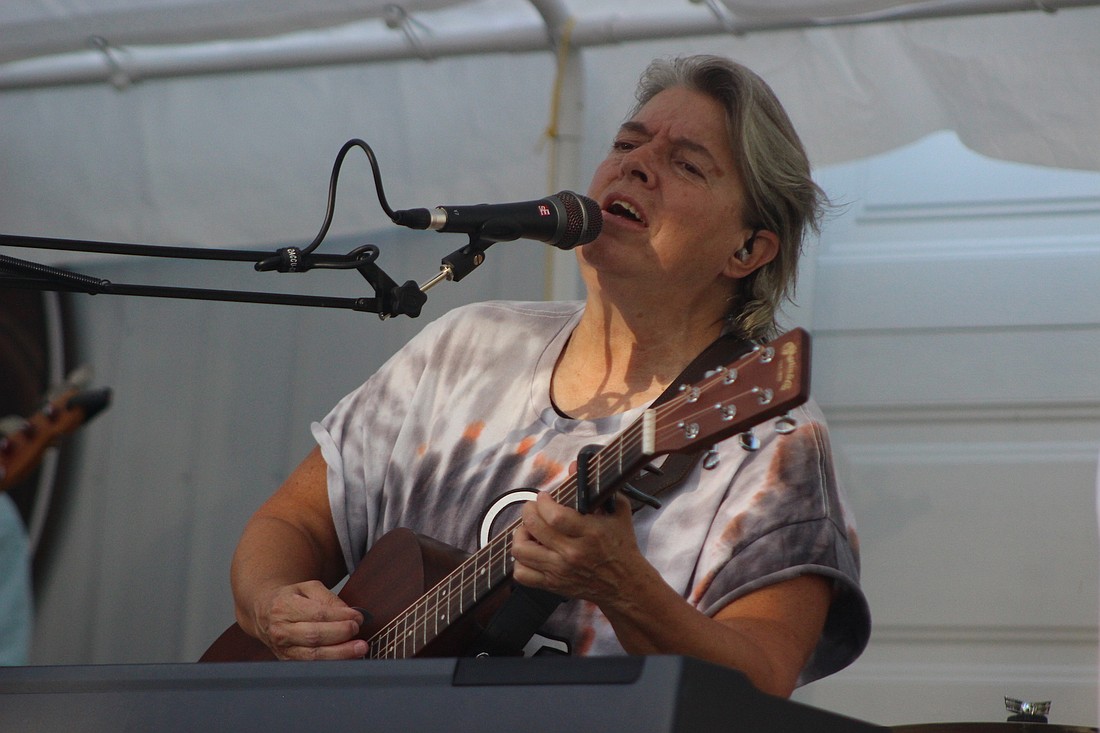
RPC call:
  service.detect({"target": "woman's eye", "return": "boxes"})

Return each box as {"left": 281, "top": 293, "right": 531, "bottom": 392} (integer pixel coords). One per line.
{"left": 680, "top": 160, "right": 704, "bottom": 177}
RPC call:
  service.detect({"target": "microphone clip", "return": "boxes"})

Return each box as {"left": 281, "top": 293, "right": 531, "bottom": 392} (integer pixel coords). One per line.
{"left": 440, "top": 234, "right": 496, "bottom": 283}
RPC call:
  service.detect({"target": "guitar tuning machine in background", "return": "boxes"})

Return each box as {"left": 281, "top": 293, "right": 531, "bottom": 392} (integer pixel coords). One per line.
{"left": 775, "top": 412, "right": 798, "bottom": 435}
{"left": 735, "top": 411, "right": 799, "bottom": 453}
{"left": 702, "top": 447, "right": 720, "bottom": 470}
{"left": 738, "top": 430, "right": 760, "bottom": 452}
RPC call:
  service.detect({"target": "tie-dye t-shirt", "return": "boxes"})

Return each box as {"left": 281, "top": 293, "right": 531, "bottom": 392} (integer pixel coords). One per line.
{"left": 313, "top": 300, "right": 870, "bottom": 685}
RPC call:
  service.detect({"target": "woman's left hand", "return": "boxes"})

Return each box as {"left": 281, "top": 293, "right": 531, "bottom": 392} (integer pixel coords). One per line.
{"left": 511, "top": 490, "right": 640, "bottom": 603}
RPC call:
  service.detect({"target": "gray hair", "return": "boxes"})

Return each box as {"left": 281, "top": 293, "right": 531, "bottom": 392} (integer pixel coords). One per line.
{"left": 631, "top": 55, "right": 827, "bottom": 341}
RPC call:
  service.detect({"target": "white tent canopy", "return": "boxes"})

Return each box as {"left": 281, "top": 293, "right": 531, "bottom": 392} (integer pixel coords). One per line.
{"left": 2, "top": 0, "right": 1100, "bottom": 172}
{"left": 4, "top": 0, "right": 1099, "bottom": 65}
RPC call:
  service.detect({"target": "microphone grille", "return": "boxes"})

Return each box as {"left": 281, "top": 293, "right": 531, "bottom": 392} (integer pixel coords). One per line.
{"left": 553, "top": 191, "right": 603, "bottom": 250}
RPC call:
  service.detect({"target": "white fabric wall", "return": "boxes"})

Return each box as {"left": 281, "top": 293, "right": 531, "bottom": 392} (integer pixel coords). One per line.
{"left": 793, "top": 132, "right": 1100, "bottom": 726}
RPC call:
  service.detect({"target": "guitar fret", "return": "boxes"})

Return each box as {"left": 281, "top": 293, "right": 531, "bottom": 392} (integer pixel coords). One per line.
{"left": 459, "top": 566, "right": 470, "bottom": 613}
{"left": 435, "top": 580, "right": 445, "bottom": 638}
{"left": 618, "top": 433, "right": 624, "bottom": 479}
{"left": 379, "top": 625, "right": 391, "bottom": 659}
{"left": 392, "top": 621, "right": 402, "bottom": 657}
{"left": 501, "top": 534, "right": 513, "bottom": 579}
{"left": 409, "top": 595, "right": 426, "bottom": 656}
{"left": 400, "top": 603, "right": 412, "bottom": 657}
{"left": 449, "top": 565, "right": 462, "bottom": 621}
{"left": 371, "top": 622, "right": 393, "bottom": 659}
{"left": 406, "top": 601, "right": 417, "bottom": 657}
{"left": 402, "top": 601, "right": 413, "bottom": 658}
{"left": 591, "top": 451, "right": 600, "bottom": 501}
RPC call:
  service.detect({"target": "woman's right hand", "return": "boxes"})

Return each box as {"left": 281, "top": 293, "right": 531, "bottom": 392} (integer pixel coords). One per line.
{"left": 247, "top": 580, "right": 368, "bottom": 660}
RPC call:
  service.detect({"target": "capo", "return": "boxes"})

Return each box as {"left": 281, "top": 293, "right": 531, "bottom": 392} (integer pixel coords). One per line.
{"left": 576, "top": 446, "right": 662, "bottom": 513}
{"left": 575, "top": 444, "right": 600, "bottom": 514}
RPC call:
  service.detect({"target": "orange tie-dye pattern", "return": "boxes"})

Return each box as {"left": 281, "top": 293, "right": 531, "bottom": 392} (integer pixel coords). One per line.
{"left": 528, "top": 452, "right": 565, "bottom": 487}
{"left": 689, "top": 509, "right": 752, "bottom": 604}
{"left": 690, "top": 424, "right": 822, "bottom": 604}
{"left": 463, "top": 421, "right": 486, "bottom": 442}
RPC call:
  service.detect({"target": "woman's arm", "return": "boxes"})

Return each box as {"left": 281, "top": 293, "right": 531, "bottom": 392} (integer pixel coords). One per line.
{"left": 511, "top": 491, "right": 831, "bottom": 698}
{"left": 230, "top": 446, "right": 368, "bottom": 660}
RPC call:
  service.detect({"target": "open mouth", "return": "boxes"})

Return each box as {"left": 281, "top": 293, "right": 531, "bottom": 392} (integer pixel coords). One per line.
{"left": 605, "top": 199, "right": 645, "bottom": 225}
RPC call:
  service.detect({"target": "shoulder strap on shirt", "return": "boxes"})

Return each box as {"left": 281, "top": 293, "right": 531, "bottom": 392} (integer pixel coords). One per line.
{"left": 625, "top": 332, "right": 754, "bottom": 510}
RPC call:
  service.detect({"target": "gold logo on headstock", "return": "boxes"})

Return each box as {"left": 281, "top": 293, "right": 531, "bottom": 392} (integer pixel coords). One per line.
{"left": 778, "top": 341, "right": 799, "bottom": 392}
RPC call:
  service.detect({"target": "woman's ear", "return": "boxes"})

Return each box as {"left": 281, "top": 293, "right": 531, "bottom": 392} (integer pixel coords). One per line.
{"left": 725, "top": 228, "right": 779, "bottom": 278}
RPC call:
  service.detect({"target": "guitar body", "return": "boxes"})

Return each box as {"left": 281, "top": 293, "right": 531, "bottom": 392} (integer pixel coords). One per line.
{"left": 200, "top": 528, "right": 510, "bottom": 662}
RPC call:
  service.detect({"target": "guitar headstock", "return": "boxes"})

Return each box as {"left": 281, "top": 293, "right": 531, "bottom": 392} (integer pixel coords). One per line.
{"left": 0, "top": 387, "right": 112, "bottom": 491}
{"left": 652, "top": 328, "right": 811, "bottom": 455}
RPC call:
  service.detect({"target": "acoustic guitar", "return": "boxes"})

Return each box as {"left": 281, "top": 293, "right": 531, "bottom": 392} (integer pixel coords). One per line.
{"left": 200, "top": 328, "right": 811, "bottom": 662}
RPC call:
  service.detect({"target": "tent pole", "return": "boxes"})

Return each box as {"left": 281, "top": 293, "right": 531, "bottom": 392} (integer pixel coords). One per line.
{"left": 531, "top": 0, "right": 587, "bottom": 302}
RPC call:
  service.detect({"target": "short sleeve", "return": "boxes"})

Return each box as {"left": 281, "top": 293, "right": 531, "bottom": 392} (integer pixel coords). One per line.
{"left": 693, "top": 417, "right": 871, "bottom": 685}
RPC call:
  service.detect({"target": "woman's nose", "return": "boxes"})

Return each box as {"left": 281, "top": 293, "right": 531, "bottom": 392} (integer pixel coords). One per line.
{"left": 620, "top": 146, "right": 655, "bottom": 185}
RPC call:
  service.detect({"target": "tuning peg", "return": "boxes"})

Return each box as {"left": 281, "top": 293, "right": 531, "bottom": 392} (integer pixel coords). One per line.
{"left": 702, "top": 447, "right": 720, "bottom": 470}
{"left": 775, "top": 412, "right": 797, "bottom": 435}
{"left": 738, "top": 430, "right": 760, "bottom": 452}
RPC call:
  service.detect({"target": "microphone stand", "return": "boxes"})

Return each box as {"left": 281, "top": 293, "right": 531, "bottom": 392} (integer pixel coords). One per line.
{"left": 0, "top": 139, "right": 505, "bottom": 320}
{"left": 0, "top": 233, "right": 428, "bottom": 318}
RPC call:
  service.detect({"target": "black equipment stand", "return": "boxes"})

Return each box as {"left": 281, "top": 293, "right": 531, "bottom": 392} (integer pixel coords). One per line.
{"left": 0, "top": 655, "right": 886, "bottom": 733}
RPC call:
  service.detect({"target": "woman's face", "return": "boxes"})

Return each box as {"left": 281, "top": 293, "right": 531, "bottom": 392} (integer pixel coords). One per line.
{"left": 580, "top": 86, "right": 758, "bottom": 301}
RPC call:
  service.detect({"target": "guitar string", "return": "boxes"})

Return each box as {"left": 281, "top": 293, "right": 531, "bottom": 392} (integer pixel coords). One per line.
{"left": 367, "top": 340, "right": 792, "bottom": 657}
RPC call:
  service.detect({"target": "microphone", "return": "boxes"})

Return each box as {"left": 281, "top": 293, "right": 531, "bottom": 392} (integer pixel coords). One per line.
{"left": 391, "top": 191, "right": 602, "bottom": 250}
